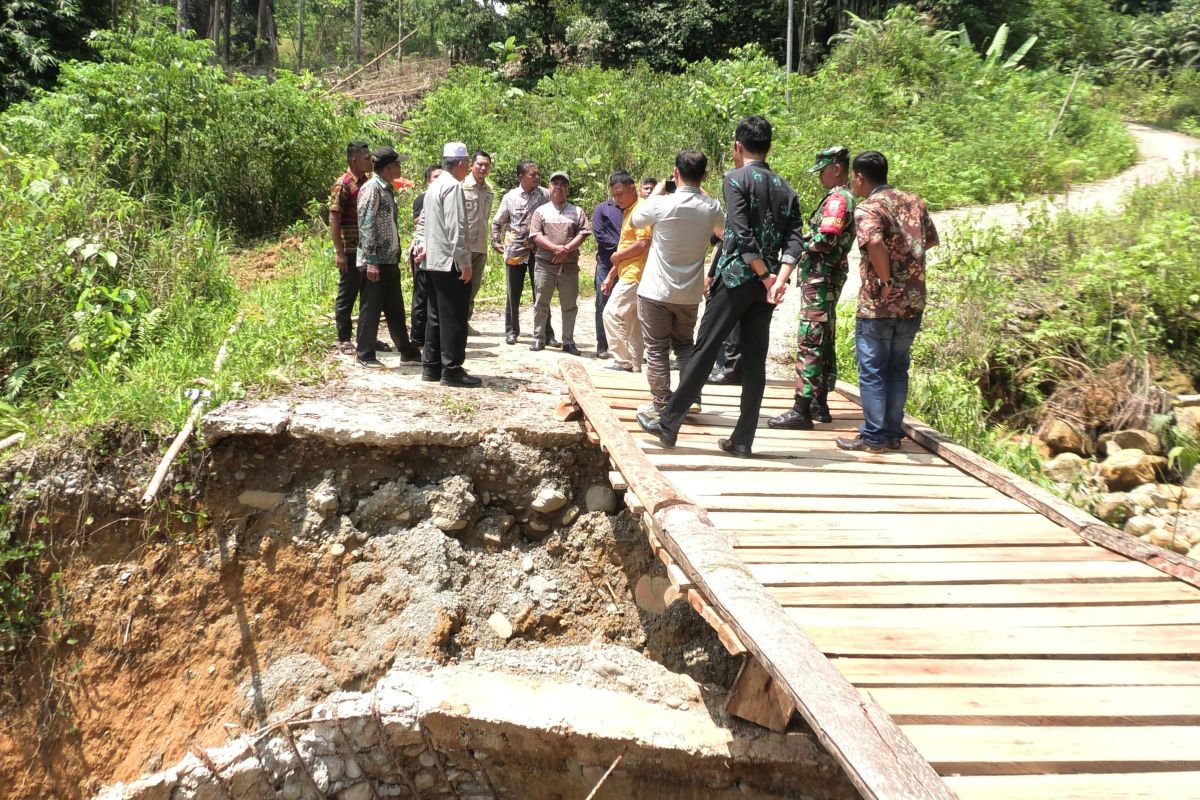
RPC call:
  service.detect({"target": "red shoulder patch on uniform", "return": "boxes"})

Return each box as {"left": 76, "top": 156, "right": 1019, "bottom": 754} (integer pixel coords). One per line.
{"left": 818, "top": 192, "right": 848, "bottom": 236}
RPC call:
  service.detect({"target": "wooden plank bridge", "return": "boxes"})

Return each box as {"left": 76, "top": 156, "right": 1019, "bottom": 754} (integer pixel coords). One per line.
{"left": 557, "top": 359, "right": 1200, "bottom": 800}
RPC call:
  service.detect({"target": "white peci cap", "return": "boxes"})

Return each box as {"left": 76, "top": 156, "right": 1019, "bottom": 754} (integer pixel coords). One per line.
{"left": 442, "top": 141, "right": 469, "bottom": 159}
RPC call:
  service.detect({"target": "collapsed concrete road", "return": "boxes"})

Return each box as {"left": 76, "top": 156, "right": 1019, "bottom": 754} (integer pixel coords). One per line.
{"left": 98, "top": 659, "right": 857, "bottom": 800}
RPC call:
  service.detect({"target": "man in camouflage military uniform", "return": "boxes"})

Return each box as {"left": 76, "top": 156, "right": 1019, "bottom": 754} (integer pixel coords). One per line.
{"left": 768, "top": 146, "right": 856, "bottom": 429}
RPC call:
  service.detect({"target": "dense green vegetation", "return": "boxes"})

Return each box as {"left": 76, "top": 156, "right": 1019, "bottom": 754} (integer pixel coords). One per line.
{"left": 841, "top": 174, "right": 1200, "bottom": 477}
{"left": 2, "top": 26, "right": 375, "bottom": 236}
{"left": 406, "top": 9, "right": 1134, "bottom": 215}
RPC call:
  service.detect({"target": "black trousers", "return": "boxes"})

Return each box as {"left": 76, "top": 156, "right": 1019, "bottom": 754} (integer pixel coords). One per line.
{"left": 713, "top": 322, "right": 742, "bottom": 379}
{"left": 410, "top": 257, "right": 429, "bottom": 348}
{"left": 659, "top": 278, "right": 774, "bottom": 447}
{"left": 424, "top": 267, "right": 471, "bottom": 375}
{"left": 334, "top": 253, "right": 363, "bottom": 343}
{"left": 356, "top": 263, "right": 412, "bottom": 361}
{"left": 504, "top": 254, "right": 553, "bottom": 340}
{"left": 594, "top": 259, "right": 612, "bottom": 351}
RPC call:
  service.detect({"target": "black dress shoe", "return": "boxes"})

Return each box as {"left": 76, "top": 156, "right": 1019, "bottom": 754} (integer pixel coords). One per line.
{"left": 399, "top": 346, "right": 422, "bottom": 363}
{"left": 561, "top": 343, "right": 581, "bottom": 356}
{"left": 530, "top": 340, "right": 546, "bottom": 352}
{"left": 505, "top": 333, "right": 518, "bottom": 345}
{"left": 636, "top": 411, "right": 676, "bottom": 448}
{"left": 547, "top": 338, "right": 561, "bottom": 349}
{"left": 356, "top": 357, "right": 385, "bottom": 369}
{"left": 836, "top": 436, "right": 885, "bottom": 454}
{"left": 886, "top": 438, "right": 903, "bottom": 451}
{"left": 596, "top": 348, "right": 611, "bottom": 359}
{"left": 604, "top": 363, "right": 633, "bottom": 372}
{"left": 768, "top": 404, "right": 814, "bottom": 430}
{"left": 374, "top": 340, "right": 393, "bottom": 352}
{"left": 707, "top": 371, "right": 742, "bottom": 386}
{"left": 441, "top": 371, "right": 482, "bottom": 388}
{"left": 718, "top": 438, "right": 752, "bottom": 458}
{"left": 421, "top": 370, "right": 442, "bottom": 382}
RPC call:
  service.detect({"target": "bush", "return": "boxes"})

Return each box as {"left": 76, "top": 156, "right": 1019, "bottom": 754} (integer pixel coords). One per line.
{"left": 870, "top": 174, "right": 1200, "bottom": 474}
{"left": 0, "top": 146, "right": 233, "bottom": 411}
{"left": 1, "top": 25, "right": 379, "bottom": 237}
{"left": 403, "top": 16, "right": 1134, "bottom": 216}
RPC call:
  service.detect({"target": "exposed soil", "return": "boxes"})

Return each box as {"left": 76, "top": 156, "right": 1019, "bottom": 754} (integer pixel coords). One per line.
{"left": 0, "top": 403, "right": 737, "bottom": 800}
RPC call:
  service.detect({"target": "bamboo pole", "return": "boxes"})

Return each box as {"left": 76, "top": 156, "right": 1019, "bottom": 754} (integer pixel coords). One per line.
{"left": 139, "top": 313, "right": 243, "bottom": 508}
{"left": 331, "top": 30, "right": 417, "bottom": 91}
{"left": 1048, "top": 63, "right": 1084, "bottom": 141}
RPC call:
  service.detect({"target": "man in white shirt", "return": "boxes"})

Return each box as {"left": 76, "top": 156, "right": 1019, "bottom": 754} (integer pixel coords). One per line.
{"left": 633, "top": 150, "right": 725, "bottom": 414}
{"left": 422, "top": 141, "right": 480, "bottom": 388}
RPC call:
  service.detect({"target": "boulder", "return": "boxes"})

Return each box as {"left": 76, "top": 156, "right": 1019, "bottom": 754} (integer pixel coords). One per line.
{"left": 1148, "top": 527, "right": 1191, "bottom": 554}
{"left": 1123, "top": 515, "right": 1161, "bottom": 536}
{"left": 1098, "top": 449, "right": 1167, "bottom": 491}
{"left": 1094, "top": 492, "right": 1132, "bottom": 525}
{"left": 428, "top": 475, "right": 477, "bottom": 532}
{"left": 1176, "top": 406, "right": 1200, "bottom": 438}
{"left": 584, "top": 484, "right": 618, "bottom": 514}
{"left": 1128, "top": 482, "right": 1186, "bottom": 511}
{"left": 1042, "top": 452, "right": 1088, "bottom": 483}
{"left": 1042, "top": 418, "right": 1087, "bottom": 456}
{"left": 1009, "top": 433, "right": 1051, "bottom": 460}
{"left": 531, "top": 484, "right": 569, "bottom": 514}
{"left": 1097, "top": 429, "right": 1161, "bottom": 455}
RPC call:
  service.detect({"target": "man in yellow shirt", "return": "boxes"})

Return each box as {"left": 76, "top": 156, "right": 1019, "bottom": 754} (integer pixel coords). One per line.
{"left": 600, "top": 171, "right": 653, "bottom": 372}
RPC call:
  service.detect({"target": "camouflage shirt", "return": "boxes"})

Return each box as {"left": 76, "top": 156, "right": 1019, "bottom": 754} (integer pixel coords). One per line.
{"left": 854, "top": 186, "right": 938, "bottom": 319}
{"left": 713, "top": 161, "right": 804, "bottom": 289}
{"left": 799, "top": 184, "right": 856, "bottom": 281}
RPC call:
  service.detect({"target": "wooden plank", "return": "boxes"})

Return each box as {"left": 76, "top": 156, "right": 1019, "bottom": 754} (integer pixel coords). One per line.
{"left": 770, "top": 581, "right": 1200, "bottom": 607}
{"left": 834, "top": 382, "right": 1200, "bottom": 590}
{"left": 621, "top": 419, "right": 925, "bottom": 450}
{"left": 833, "top": 657, "right": 1200, "bottom": 686}
{"left": 692, "top": 494, "right": 1031, "bottom": 514}
{"left": 661, "top": 468, "right": 984, "bottom": 487}
{"left": 785, "top": 603, "right": 1200, "bottom": 629}
{"left": 737, "top": 545, "right": 1124, "bottom": 563}
{"left": 902, "top": 724, "right": 1200, "bottom": 772}
{"left": 803, "top": 624, "right": 1200, "bottom": 656}
{"left": 566, "top": 362, "right": 958, "bottom": 800}
{"left": 867, "top": 685, "right": 1200, "bottom": 724}
{"left": 636, "top": 436, "right": 951, "bottom": 466}
{"left": 725, "top": 657, "right": 796, "bottom": 732}
{"left": 749, "top": 559, "right": 1167, "bottom": 586}
{"left": 649, "top": 504, "right": 956, "bottom": 799}
{"left": 647, "top": 452, "right": 966, "bottom": 476}
{"left": 670, "top": 476, "right": 1000, "bottom": 500}
{"left": 946, "top": 771, "right": 1200, "bottom": 800}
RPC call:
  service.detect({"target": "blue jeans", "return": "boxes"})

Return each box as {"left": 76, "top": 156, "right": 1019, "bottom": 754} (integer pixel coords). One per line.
{"left": 594, "top": 257, "right": 612, "bottom": 351}
{"left": 855, "top": 315, "right": 922, "bottom": 445}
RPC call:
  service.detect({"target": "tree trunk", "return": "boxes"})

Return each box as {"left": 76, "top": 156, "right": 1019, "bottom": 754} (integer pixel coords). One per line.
{"left": 297, "top": 0, "right": 305, "bottom": 68}
{"left": 176, "top": 0, "right": 188, "bottom": 33}
{"left": 208, "top": 0, "right": 221, "bottom": 52}
{"left": 223, "top": 0, "right": 232, "bottom": 64}
{"left": 397, "top": 0, "right": 404, "bottom": 63}
{"left": 255, "top": 0, "right": 277, "bottom": 68}
{"left": 354, "top": 0, "right": 362, "bottom": 62}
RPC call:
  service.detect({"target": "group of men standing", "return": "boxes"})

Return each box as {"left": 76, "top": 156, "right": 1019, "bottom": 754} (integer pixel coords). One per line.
{"left": 329, "top": 113, "right": 937, "bottom": 457}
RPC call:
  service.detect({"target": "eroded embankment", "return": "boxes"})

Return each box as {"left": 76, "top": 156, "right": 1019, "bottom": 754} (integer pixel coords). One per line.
{"left": 1, "top": 399, "right": 852, "bottom": 800}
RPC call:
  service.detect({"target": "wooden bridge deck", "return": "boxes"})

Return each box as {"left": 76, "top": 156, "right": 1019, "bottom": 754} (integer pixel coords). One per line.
{"left": 560, "top": 360, "right": 1200, "bottom": 800}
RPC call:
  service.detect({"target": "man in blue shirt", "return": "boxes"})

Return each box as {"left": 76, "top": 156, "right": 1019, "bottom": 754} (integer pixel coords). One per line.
{"left": 591, "top": 180, "right": 625, "bottom": 359}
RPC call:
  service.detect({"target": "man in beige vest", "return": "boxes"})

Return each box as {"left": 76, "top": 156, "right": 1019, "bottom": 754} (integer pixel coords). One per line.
{"left": 462, "top": 150, "right": 494, "bottom": 333}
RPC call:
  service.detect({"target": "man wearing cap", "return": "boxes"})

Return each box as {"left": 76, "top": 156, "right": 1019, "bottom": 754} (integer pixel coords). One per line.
{"left": 462, "top": 150, "right": 494, "bottom": 331}
{"left": 491, "top": 161, "right": 555, "bottom": 347}
{"left": 422, "top": 142, "right": 481, "bottom": 388}
{"left": 355, "top": 146, "right": 422, "bottom": 368}
{"left": 600, "top": 172, "right": 653, "bottom": 372}
{"left": 527, "top": 171, "right": 590, "bottom": 354}
{"left": 768, "top": 145, "right": 857, "bottom": 430}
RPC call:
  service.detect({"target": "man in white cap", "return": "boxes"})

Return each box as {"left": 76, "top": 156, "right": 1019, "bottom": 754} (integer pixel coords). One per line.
{"left": 528, "top": 171, "right": 590, "bottom": 354}
{"left": 421, "top": 141, "right": 480, "bottom": 387}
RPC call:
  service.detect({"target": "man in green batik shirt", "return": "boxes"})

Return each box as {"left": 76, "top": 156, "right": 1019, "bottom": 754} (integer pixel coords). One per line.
{"left": 768, "top": 146, "right": 856, "bottom": 430}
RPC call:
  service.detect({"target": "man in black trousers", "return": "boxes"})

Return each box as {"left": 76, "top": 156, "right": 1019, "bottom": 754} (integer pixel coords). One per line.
{"left": 638, "top": 116, "right": 804, "bottom": 457}
{"left": 408, "top": 163, "right": 443, "bottom": 351}
{"left": 421, "top": 142, "right": 481, "bottom": 388}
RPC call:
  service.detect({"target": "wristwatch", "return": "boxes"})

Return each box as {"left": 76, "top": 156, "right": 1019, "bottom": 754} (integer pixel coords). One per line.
{"left": 756, "top": 271, "right": 772, "bottom": 283}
